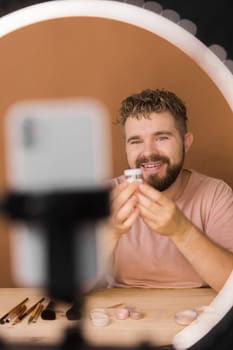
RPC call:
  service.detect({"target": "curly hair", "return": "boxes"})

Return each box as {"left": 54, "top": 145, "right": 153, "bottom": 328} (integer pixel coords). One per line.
{"left": 118, "top": 89, "right": 188, "bottom": 137}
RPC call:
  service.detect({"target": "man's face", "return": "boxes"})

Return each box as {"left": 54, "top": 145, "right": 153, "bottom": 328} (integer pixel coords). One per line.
{"left": 125, "top": 112, "right": 188, "bottom": 191}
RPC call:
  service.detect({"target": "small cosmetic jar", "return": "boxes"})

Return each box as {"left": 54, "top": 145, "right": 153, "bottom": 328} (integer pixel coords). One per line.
{"left": 124, "top": 168, "right": 143, "bottom": 183}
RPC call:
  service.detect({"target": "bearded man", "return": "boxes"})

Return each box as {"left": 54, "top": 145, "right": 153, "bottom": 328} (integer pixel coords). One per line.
{"left": 107, "top": 89, "right": 233, "bottom": 292}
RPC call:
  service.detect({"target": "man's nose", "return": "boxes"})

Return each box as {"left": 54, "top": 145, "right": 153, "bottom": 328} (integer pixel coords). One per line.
{"left": 142, "top": 140, "right": 158, "bottom": 157}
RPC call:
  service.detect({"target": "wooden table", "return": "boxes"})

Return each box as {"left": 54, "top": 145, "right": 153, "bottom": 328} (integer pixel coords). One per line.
{"left": 0, "top": 287, "right": 216, "bottom": 347}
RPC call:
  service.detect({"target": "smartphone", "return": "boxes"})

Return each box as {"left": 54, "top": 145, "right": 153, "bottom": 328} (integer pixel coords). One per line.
{"left": 4, "top": 98, "right": 111, "bottom": 289}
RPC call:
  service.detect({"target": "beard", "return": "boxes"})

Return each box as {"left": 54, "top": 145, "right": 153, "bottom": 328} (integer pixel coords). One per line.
{"left": 135, "top": 151, "right": 185, "bottom": 191}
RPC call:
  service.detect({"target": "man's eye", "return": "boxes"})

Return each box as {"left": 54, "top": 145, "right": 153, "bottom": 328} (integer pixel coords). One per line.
{"left": 157, "top": 136, "right": 168, "bottom": 141}
{"left": 130, "top": 140, "right": 141, "bottom": 144}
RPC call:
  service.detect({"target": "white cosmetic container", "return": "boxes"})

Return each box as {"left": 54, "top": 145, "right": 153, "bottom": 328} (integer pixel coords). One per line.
{"left": 124, "top": 168, "right": 143, "bottom": 183}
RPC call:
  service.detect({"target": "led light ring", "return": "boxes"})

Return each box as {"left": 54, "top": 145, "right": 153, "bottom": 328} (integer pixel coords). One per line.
{"left": 0, "top": 0, "right": 232, "bottom": 111}
{"left": 173, "top": 270, "right": 233, "bottom": 349}
{"left": 121, "top": 0, "right": 233, "bottom": 73}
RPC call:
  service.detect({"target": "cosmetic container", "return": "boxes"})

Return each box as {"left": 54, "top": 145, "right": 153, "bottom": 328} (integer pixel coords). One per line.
{"left": 124, "top": 168, "right": 143, "bottom": 183}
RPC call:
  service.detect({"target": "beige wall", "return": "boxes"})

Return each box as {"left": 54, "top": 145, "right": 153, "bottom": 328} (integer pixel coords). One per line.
{"left": 0, "top": 17, "right": 232, "bottom": 286}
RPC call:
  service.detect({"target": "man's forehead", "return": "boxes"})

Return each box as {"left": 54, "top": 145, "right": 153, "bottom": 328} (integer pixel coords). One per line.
{"left": 125, "top": 112, "right": 176, "bottom": 132}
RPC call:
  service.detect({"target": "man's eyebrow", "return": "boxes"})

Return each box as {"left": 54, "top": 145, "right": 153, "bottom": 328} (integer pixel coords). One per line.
{"left": 153, "top": 131, "right": 174, "bottom": 136}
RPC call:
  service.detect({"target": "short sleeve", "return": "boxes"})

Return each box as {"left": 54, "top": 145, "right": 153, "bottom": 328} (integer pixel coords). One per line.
{"left": 205, "top": 181, "right": 233, "bottom": 252}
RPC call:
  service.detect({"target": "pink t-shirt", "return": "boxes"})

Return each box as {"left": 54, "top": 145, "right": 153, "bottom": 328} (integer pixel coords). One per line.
{"left": 110, "top": 169, "right": 233, "bottom": 288}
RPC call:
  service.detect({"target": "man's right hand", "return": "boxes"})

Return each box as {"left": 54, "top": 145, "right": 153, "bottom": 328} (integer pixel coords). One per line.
{"left": 109, "top": 181, "right": 139, "bottom": 236}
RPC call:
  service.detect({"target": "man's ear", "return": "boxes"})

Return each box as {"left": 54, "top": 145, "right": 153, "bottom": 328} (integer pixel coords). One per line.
{"left": 184, "top": 132, "right": 194, "bottom": 153}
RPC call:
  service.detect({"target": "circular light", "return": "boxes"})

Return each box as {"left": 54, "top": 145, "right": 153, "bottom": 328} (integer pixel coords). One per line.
{"left": 143, "top": 1, "right": 163, "bottom": 14}
{"left": 178, "top": 18, "right": 198, "bottom": 36}
{"left": 209, "top": 44, "right": 227, "bottom": 61}
{"left": 162, "top": 9, "right": 180, "bottom": 23}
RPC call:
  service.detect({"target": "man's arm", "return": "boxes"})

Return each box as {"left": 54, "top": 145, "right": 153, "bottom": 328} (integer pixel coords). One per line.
{"left": 93, "top": 181, "right": 139, "bottom": 287}
{"left": 137, "top": 183, "right": 233, "bottom": 292}
{"left": 170, "top": 224, "right": 233, "bottom": 291}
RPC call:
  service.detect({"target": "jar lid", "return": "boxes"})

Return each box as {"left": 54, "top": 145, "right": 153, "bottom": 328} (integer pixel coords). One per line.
{"left": 124, "top": 168, "right": 142, "bottom": 176}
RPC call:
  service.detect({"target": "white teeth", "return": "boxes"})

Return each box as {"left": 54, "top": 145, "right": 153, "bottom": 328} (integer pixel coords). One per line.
{"left": 143, "top": 162, "right": 161, "bottom": 168}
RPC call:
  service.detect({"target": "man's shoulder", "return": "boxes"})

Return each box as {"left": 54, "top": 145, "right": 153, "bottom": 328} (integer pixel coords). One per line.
{"left": 187, "top": 168, "right": 232, "bottom": 194}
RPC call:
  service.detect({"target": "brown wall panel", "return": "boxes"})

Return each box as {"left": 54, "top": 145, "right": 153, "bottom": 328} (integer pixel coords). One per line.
{"left": 0, "top": 17, "right": 232, "bottom": 286}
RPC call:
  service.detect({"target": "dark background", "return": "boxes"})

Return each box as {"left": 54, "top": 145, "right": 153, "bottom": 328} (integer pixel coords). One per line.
{"left": 0, "top": 0, "right": 232, "bottom": 59}
{"left": 156, "top": 0, "right": 233, "bottom": 59}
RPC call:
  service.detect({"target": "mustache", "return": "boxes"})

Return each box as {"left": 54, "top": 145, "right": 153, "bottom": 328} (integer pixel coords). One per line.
{"left": 136, "top": 155, "right": 170, "bottom": 168}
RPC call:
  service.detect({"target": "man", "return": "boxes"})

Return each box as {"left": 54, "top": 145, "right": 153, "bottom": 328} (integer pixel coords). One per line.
{"left": 107, "top": 88, "right": 233, "bottom": 292}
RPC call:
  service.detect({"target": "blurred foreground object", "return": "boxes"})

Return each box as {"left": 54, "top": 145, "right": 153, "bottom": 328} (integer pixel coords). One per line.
{"left": 2, "top": 98, "right": 111, "bottom": 301}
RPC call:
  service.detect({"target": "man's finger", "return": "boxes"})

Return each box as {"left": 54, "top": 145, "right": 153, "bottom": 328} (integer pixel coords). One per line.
{"left": 139, "top": 183, "right": 169, "bottom": 206}
{"left": 114, "top": 195, "right": 138, "bottom": 224}
{"left": 111, "top": 182, "right": 139, "bottom": 212}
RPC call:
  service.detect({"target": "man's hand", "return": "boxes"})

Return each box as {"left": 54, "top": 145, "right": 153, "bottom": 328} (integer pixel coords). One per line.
{"left": 137, "top": 183, "right": 191, "bottom": 238}
{"left": 109, "top": 181, "right": 140, "bottom": 236}
{"left": 137, "top": 183, "right": 233, "bottom": 292}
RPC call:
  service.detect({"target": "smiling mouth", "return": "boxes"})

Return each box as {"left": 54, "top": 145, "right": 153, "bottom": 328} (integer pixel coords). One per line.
{"left": 140, "top": 161, "right": 164, "bottom": 172}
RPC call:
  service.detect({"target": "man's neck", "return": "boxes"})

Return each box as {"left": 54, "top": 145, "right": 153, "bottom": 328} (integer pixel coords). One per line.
{"left": 163, "top": 168, "right": 191, "bottom": 201}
